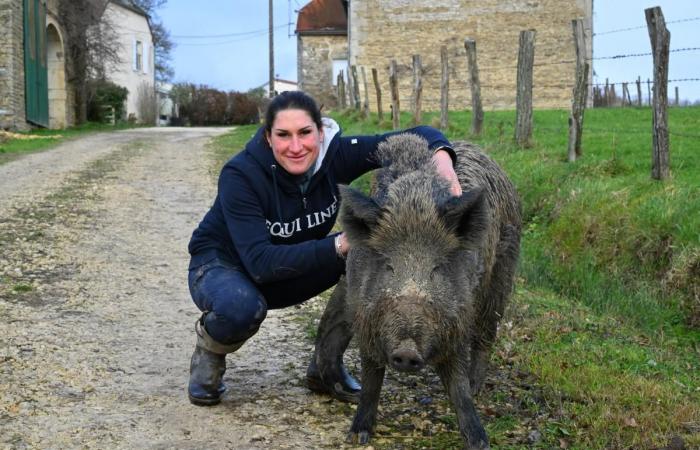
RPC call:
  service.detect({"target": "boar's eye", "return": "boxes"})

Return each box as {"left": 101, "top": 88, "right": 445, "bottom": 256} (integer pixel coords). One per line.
{"left": 430, "top": 265, "right": 442, "bottom": 281}
{"left": 385, "top": 263, "right": 395, "bottom": 273}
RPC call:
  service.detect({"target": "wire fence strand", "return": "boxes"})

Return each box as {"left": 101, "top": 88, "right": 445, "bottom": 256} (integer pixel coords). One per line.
{"left": 594, "top": 16, "right": 700, "bottom": 36}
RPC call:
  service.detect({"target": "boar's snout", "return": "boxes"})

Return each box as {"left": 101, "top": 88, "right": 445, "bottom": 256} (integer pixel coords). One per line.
{"left": 390, "top": 339, "right": 424, "bottom": 372}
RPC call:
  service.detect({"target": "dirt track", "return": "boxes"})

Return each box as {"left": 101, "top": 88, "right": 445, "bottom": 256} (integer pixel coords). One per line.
{"left": 0, "top": 128, "right": 362, "bottom": 450}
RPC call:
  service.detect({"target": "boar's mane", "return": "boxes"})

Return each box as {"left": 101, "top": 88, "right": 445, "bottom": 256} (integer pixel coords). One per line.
{"left": 341, "top": 133, "right": 488, "bottom": 254}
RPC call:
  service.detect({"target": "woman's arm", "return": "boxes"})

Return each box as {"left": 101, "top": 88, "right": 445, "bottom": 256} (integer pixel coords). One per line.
{"left": 219, "top": 167, "right": 343, "bottom": 284}
{"left": 334, "top": 125, "right": 460, "bottom": 194}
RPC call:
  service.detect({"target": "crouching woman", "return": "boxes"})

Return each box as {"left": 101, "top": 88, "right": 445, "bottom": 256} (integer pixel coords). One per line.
{"left": 186, "top": 91, "right": 461, "bottom": 405}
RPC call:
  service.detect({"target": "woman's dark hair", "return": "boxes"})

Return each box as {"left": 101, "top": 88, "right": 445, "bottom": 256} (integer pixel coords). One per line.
{"left": 264, "top": 91, "right": 323, "bottom": 134}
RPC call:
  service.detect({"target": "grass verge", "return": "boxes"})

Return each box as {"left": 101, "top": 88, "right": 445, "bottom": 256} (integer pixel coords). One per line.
{"left": 0, "top": 122, "right": 141, "bottom": 166}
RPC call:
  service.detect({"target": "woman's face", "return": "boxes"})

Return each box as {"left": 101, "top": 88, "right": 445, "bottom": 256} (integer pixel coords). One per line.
{"left": 266, "top": 109, "right": 323, "bottom": 176}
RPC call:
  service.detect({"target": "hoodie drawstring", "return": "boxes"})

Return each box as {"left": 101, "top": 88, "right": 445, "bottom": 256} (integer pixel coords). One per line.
{"left": 326, "top": 175, "right": 338, "bottom": 204}
{"left": 270, "top": 164, "right": 283, "bottom": 221}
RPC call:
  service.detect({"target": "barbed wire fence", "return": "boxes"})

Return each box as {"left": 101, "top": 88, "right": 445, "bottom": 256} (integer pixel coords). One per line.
{"left": 338, "top": 7, "right": 696, "bottom": 178}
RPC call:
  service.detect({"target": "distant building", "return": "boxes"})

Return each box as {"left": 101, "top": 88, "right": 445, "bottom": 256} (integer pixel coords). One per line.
{"left": 261, "top": 78, "right": 298, "bottom": 97}
{"left": 0, "top": 0, "right": 156, "bottom": 130}
{"left": 297, "top": 0, "right": 593, "bottom": 111}
{"left": 102, "top": 0, "right": 155, "bottom": 123}
{"left": 156, "top": 82, "right": 176, "bottom": 126}
{"left": 296, "top": 0, "right": 348, "bottom": 109}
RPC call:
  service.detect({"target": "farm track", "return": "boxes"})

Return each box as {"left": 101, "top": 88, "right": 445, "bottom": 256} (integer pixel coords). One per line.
{"left": 0, "top": 128, "right": 358, "bottom": 449}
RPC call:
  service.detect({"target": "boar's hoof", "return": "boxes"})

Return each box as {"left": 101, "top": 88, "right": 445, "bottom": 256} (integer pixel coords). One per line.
{"left": 390, "top": 348, "right": 424, "bottom": 372}
{"left": 346, "top": 430, "right": 372, "bottom": 445}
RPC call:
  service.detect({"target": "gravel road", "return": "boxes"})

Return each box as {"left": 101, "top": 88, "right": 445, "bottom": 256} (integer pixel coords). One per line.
{"left": 0, "top": 128, "right": 361, "bottom": 450}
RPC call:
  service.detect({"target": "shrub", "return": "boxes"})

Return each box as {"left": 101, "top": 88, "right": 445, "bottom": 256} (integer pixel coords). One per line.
{"left": 227, "top": 92, "right": 259, "bottom": 125}
{"left": 87, "top": 80, "right": 128, "bottom": 123}
{"left": 171, "top": 83, "right": 263, "bottom": 126}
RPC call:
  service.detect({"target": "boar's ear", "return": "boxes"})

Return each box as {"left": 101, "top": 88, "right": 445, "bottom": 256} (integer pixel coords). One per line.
{"left": 439, "top": 188, "right": 489, "bottom": 248}
{"left": 339, "top": 185, "right": 382, "bottom": 244}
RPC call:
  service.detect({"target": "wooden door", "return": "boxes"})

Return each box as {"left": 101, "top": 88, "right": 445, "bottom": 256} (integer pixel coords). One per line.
{"left": 23, "top": 0, "right": 49, "bottom": 127}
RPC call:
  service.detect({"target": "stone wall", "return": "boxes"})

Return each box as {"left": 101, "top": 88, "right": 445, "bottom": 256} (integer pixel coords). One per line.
{"left": 0, "top": 0, "right": 28, "bottom": 130}
{"left": 0, "top": 0, "right": 75, "bottom": 130}
{"left": 297, "top": 34, "right": 348, "bottom": 109}
{"left": 349, "top": 0, "right": 593, "bottom": 112}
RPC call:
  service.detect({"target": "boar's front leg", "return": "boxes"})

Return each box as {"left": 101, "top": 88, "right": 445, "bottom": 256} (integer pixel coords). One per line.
{"left": 346, "top": 357, "right": 385, "bottom": 445}
{"left": 436, "top": 360, "right": 489, "bottom": 450}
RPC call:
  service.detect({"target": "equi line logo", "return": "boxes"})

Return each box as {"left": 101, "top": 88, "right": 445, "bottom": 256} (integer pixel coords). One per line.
{"left": 266, "top": 197, "right": 338, "bottom": 238}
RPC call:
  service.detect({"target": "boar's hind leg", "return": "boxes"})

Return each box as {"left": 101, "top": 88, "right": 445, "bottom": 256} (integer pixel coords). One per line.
{"left": 470, "top": 224, "right": 520, "bottom": 395}
{"left": 346, "top": 358, "right": 385, "bottom": 445}
{"left": 437, "top": 361, "right": 490, "bottom": 449}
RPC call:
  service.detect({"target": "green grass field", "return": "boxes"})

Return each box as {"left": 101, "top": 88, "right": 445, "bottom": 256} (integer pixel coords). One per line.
{"left": 209, "top": 106, "right": 699, "bottom": 449}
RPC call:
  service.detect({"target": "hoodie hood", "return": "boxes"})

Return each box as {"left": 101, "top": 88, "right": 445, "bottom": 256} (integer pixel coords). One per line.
{"left": 314, "top": 117, "right": 341, "bottom": 174}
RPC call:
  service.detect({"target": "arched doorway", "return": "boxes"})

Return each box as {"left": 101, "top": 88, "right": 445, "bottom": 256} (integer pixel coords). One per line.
{"left": 46, "top": 22, "right": 66, "bottom": 129}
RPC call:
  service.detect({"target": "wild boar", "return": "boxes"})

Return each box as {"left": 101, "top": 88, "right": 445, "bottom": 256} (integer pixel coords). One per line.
{"left": 339, "top": 134, "right": 521, "bottom": 449}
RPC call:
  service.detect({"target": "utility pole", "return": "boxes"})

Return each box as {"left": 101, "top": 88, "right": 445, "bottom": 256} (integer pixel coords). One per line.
{"left": 269, "top": 0, "right": 275, "bottom": 98}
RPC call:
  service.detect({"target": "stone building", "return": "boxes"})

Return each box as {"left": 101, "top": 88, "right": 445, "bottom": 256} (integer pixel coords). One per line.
{"left": 296, "top": 0, "right": 348, "bottom": 109}
{"left": 1, "top": 0, "right": 73, "bottom": 130}
{"left": 103, "top": 0, "right": 155, "bottom": 123}
{"left": 0, "top": 0, "right": 154, "bottom": 131}
{"left": 298, "top": 0, "right": 593, "bottom": 112}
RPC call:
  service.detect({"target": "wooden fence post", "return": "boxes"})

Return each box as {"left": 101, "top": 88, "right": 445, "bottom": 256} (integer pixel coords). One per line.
{"left": 371, "top": 68, "right": 383, "bottom": 121}
{"left": 346, "top": 66, "right": 354, "bottom": 108}
{"left": 604, "top": 79, "right": 609, "bottom": 107}
{"left": 337, "top": 71, "right": 347, "bottom": 109}
{"left": 593, "top": 86, "right": 601, "bottom": 106}
{"left": 440, "top": 46, "right": 449, "bottom": 130}
{"left": 515, "top": 30, "right": 535, "bottom": 147}
{"left": 412, "top": 55, "right": 423, "bottom": 125}
{"left": 464, "top": 38, "right": 484, "bottom": 136}
{"left": 675, "top": 86, "right": 679, "bottom": 106}
{"left": 351, "top": 65, "right": 361, "bottom": 110}
{"left": 636, "top": 76, "right": 643, "bottom": 106}
{"left": 361, "top": 66, "right": 370, "bottom": 119}
{"left": 389, "top": 60, "right": 400, "bottom": 130}
{"left": 622, "top": 83, "right": 631, "bottom": 106}
{"left": 646, "top": 6, "right": 670, "bottom": 180}
{"left": 568, "top": 19, "right": 588, "bottom": 162}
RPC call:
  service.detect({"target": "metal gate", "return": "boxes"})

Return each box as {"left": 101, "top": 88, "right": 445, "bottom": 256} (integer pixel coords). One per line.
{"left": 23, "top": 0, "right": 48, "bottom": 127}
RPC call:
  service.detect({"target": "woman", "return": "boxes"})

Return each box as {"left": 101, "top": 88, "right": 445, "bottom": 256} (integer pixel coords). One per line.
{"left": 186, "top": 91, "right": 461, "bottom": 406}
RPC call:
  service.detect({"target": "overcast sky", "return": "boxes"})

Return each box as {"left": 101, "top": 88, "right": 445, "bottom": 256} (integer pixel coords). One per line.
{"left": 158, "top": 0, "right": 700, "bottom": 101}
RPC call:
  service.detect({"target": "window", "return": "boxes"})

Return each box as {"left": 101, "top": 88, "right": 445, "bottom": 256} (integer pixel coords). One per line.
{"left": 332, "top": 59, "right": 348, "bottom": 86}
{"left": 135, "top": 40, "right": 143, "bottom": 72}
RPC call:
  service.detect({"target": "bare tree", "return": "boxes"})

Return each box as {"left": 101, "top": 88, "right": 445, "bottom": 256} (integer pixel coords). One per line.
{"left": 136, "top": 81, "right": 157, "bottom": 125}
{"left": 59, "top": 0, "right": 121, "bottom": 123}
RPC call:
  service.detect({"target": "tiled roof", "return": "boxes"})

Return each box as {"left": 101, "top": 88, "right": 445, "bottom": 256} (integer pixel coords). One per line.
{"left": 296, "top": 0, "right": 347, "bottom": 35}
{"left": 111, "top": 0, "right": 149, "bottom": 18}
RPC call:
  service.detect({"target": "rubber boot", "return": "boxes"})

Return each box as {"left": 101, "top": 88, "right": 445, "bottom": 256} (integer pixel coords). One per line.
{"left": 188, "top": 315, "right": 245, "bottom": 406}
{"left": 306, "top": 278, "right": 361, "bottom": 403}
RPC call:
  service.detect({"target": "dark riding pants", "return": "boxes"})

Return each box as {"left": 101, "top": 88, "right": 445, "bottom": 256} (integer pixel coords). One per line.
{"left": 188, "top": 256, "right": 343, "bottom": 345}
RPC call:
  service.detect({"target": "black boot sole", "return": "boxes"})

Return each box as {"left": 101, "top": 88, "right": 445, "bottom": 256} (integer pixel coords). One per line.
{"left": 306, "top": 374, "right": 360, "bottom": 404}
{"left": 188, "top": 393, "right": 222, "bottom": 406}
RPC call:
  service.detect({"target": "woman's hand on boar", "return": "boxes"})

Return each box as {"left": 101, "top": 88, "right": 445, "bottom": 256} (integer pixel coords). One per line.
{"left": 335, "top": 233, "right": 350, "bottom": 259}
{"left": 432, "top": 149, "right": 462, "bottom": 197}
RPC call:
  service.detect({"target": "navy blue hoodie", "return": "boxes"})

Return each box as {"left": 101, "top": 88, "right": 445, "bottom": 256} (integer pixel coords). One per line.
{"left": 188, "top": 118, "right": 453, "bottom": 285}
